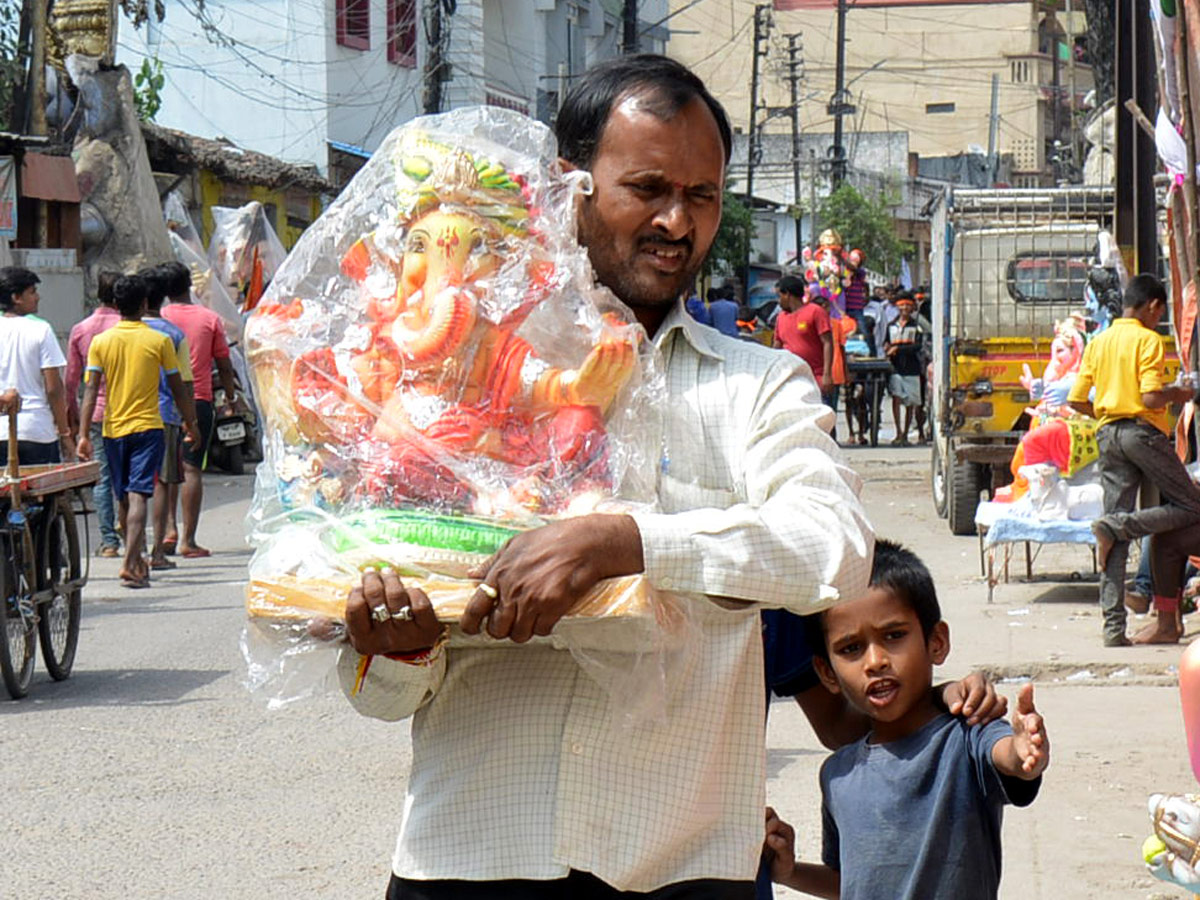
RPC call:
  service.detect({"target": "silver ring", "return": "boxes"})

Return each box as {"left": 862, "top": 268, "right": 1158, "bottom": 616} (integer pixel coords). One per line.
{"left": 478, "top": 582, "right": 499, "bottom": 601}
{"left": 390, "top": 606, "right": 414, "bottom": 623}
{"left": 371, "top": 605, "right": 391, "bottom": 624}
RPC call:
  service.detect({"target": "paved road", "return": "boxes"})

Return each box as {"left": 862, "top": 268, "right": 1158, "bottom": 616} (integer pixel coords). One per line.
{"left": 3, "top": 455, "right": 1191, "bottom": 898}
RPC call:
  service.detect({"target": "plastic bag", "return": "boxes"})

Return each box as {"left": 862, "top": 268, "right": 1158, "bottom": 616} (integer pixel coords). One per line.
{"left": 242, "top": 107, "right": 685, "bottom": 711}
{"left": 209, "top": 201, "right": 288, "bottom": 312}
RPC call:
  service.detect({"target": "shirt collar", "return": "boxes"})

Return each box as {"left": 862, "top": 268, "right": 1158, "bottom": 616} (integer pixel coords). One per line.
{"left": 654, "top": 298, "right": 727, "bottom": 361}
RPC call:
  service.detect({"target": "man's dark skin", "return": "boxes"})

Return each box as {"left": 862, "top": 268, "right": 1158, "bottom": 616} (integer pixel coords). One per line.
{"left": 343, "top": 89, "right": 1004, "bottom": 742}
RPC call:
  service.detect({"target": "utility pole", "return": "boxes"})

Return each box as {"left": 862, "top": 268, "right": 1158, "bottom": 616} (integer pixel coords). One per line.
{"left": 623, "top": 0, "right": 638, "bottom": 55}
{"left": 828, "top": 0, "right": 853, "bottom": 187}
{"left": 29, "top": 0, "right": 47, "bottom": 137}
{"left": 986, "top": 73, "right": 999, "bottom": 186}
{"left": 745, "top": 4, "right": 771, "bottom": 206}
{"left": 785, "top": 32, "right": 804, "bottom": 265}
{"left": 1115, "top": 0, "right": 1157, "bottom": 276}
{"left": 423, "top": 0, "right": 450, "bottom": 115}
{"left": 809, "top": 148, "right": 818, "bottom": 247}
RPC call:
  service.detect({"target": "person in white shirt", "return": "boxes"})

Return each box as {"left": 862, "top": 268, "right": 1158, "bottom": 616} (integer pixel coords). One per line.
{"left": 336, "top": 56, "right": 975, "bottom": 900}
{"left": 0, "top": 267, "right": 73, "bottom": 466}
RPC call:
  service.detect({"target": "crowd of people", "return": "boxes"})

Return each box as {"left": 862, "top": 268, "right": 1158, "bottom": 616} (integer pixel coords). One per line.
{"left": 0, "top": 261, "right": 234, "bottom": 589}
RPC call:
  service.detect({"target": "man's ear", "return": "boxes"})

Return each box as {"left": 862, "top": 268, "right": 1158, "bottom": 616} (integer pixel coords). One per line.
{"left": 813, "top": 656, "right": 842, "bottom": 695}
{"left": 559, "top": 158, "right": 577, "bottom": 174}
{"left": 928, "top": 620, "right": 950, "bottom": 666}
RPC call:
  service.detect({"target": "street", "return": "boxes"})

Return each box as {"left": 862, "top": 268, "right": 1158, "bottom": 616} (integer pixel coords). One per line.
{"left": 3, "top": 451, "right": 1193, "bottom": 899}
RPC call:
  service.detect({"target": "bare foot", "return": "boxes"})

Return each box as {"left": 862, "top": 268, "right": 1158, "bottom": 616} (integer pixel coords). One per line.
{"left": 1092, "top": 520, "right": 1116, "bottom": 570}
{"left": 1131, "top": 618, "right": 1183, "bottom": 645}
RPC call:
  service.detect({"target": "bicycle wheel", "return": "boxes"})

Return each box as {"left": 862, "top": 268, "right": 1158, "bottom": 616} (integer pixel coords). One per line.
{"left": 1, "top": 529, "right": 38, "bottom": 699}
{"left": 38, "top": 499, "right": 81, "bottom": 681}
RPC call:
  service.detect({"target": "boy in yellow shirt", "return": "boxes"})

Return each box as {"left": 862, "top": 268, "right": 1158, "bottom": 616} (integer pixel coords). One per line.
{"left": 1067, "top": 274, "right": 1200, "bottom": 646}
{"left": 77, "top": 276, "right": 197, "bottom": 588}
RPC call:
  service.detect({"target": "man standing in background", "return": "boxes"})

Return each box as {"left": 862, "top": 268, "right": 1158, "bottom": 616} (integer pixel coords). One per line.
{"left": 773, "top": 275, "right": 833, "bottom": 405}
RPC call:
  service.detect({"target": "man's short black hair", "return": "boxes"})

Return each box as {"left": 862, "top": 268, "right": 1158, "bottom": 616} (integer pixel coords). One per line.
{"left": 812, "top": 539, "right": 942, "bottom": 660}
{"left": 555, "top": 54, "right": 733, "bottom": 170}
{"left": 1124, "top": 272, "right": 1168, "bottom": 310}
{"left": 159, "top": 260, "right": 192, "bottom": 299}
{"left": 97, "top": 270, "right": 122, "bottom": 307}
{"left": 112, "top": 275, "right": 148, "bottom": 319}
{"left": 0, "top": 266, "right": 40, "bottom": 312}
{"left": 776, "top": 275, "right": 806, "bottom": 297}
{"left": 139, "top": 265, "right": 169, "bottom": 312}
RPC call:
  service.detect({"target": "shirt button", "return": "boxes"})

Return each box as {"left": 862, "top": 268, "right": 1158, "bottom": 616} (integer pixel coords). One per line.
{"left": 571, "top": 742, "right": 584, "bottom": 755}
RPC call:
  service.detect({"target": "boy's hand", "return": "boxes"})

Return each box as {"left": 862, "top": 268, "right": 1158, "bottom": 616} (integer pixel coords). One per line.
{"left": 1010, "top": 683, "right": 1050, "bottom": 777}
{"left": 763, "top": 806, "right": 797, "bottom": 884}
{"left": 941, "top": 671, "right": 1008, "bottom": 726}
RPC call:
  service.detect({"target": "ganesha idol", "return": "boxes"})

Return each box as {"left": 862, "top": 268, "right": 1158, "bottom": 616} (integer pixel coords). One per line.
{"left": 240, "top": 109, "right": 678, "bottom": 661}
{"left": 800, "top": 229, "right": 857, "bottom": 317}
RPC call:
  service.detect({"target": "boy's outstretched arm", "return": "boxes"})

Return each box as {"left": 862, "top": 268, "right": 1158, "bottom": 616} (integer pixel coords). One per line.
{"left": 991, "top": 683, "right": 1050, "bottom": 779}
{"left": 763, "top": 807, "right": 840, "bottom": 899}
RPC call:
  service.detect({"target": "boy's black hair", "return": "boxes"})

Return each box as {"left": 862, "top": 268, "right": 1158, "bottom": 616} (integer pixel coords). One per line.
{"left": 96, "top": 270, "right": 122, "bottom": 307}
{"left": 159, "top": 260, "right": 192, "bottom": 300}
{"left": 112, "top": 274, "right": 148, "bottom": 319}
{"left": 139, "top": 265, "right": 169, "bottom": 312}
{"left": 812, "top": 539, "right": 942, "bottom": 660}
{"left": 1124, "top": 272, "right": 1167, "bottom": 310}
{"left": 555, "top": 54, "right": 732, "bottom": 170}
{"left": 776, "top": 275, "right": 806, "bottom": 297}
{"left": 0, "top": 266, "right": 40, "bottom": 312}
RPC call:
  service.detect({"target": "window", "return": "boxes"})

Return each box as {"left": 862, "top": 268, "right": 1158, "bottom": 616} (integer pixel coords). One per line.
{"left": 337, "top": 0, "right": 370, "bottom": 50}
{"left": 925, "top": 102, "right": 956, "bottom": 115}
{"left": 1006, "top": 253, "right": 1089, "bottom": 303}
{"left": 387, "top": 0, "right": 416, "bottom": 66}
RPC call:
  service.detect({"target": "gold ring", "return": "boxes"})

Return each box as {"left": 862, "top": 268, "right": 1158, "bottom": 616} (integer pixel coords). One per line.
{"left": 478, "top": 582, "right": 499, "bottom": 600}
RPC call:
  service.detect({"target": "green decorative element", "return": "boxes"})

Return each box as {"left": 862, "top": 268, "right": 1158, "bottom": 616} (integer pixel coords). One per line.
{"left": 133, "top": 56, "right": 165, "bottom": 122}
{"left": 402, "top": 155, "right": 433, "bottom": 181}
{"left": 326, "top": 509, "right": 522, "bottom": 556}
{"left": 474, "top": 157, "right": 521, "bottom": 191}
{"left": 1162, "top": 0, "right": 1177, "bottom": 18}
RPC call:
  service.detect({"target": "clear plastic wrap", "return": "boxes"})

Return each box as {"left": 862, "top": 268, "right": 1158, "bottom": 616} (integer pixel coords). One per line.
{"left": 242, "top": 107, "right": 688, "bottom": 710}
{"left": 209, "top": 201, "right": 288, "bottom": 310}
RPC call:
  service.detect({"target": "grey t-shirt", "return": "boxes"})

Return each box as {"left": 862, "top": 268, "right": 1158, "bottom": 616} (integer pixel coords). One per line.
{"left": 820, "top": 713, "right": 1041, "bottom": 900}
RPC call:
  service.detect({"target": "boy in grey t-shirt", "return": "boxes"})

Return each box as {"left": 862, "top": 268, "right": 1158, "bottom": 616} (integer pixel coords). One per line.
{"left": 763, "top": 540, "right": 1048, "bottom": 899}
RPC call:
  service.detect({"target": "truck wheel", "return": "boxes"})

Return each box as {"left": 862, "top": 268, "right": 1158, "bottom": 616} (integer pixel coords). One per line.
{"left": 948, "top": 457, "right": 986, "bottom": 536}
{"left": 931, "top": 439, "right": 949, "bottom": 519}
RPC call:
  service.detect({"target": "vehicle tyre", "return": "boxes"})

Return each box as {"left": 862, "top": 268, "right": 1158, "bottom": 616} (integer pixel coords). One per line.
{"left": 931, "top": 436, "right": 949, "bottom": 519}
{"left": 223, "top": 443, "right": 245, "bottom": 476}
{"left": 1, "top": 531, "right": 38, "bottom": 699}
{"left": 38, "top": 500, "right": 81, "bottom": 681}
{"left": 948, "top": 456, "right": 986, "bottom": 536}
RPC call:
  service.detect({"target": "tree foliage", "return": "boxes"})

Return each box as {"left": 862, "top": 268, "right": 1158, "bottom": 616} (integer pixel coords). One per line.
{"left": 817, "top": 183, "right": 911, "bottom": 278}
{"left": 703, "top": 191, "right": 756, "bottom": 280}
{"left": 0, "top": 2, "right": 23, "bottom": 132}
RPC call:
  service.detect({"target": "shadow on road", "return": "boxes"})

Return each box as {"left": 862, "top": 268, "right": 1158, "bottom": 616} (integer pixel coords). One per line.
{"left": 0, "top": 666, "right": 227, "bottom": 710}
{"left": 767, "top": 746, "right": 825, "bottom": 779}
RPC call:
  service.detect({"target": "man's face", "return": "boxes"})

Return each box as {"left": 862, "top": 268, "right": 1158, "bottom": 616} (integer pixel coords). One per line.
{"left": 11, "top": 285, "right": 39, "bottom": 316}
{"left": 575, "top": 93, "right": 726, "bottom": 312}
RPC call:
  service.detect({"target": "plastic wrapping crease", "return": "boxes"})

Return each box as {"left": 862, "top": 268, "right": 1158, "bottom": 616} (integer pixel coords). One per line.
{"left": 240, "top": 107, "right": 695, "bottom": 713}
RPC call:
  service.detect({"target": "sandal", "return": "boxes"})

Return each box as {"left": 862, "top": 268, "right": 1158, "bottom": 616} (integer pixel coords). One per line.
{"left": 160, "top": 540, "right": 177, "bottom": 556}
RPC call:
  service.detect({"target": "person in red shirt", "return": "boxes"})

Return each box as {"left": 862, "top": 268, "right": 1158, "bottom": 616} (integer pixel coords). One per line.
{"left": 160, "top": 261, "right": 237, "bottom": 558}
{"left": 773, "top": 275, "right": 833, "bottom": 405}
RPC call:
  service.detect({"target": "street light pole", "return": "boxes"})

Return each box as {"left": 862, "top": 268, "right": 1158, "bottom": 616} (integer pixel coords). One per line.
{"left": 830, "top": 0, "right": 849, "bottom": 187}
{"left": 786, "top": 33, "right": 804, "bottom": 265}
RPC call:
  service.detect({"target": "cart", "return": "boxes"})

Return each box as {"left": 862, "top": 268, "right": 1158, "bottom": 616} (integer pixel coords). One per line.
{"left": 1, "top": 422, "right": 98, "bottom": 699}
{"left": 847, "top": 357, "right": 893, "bottom": 447}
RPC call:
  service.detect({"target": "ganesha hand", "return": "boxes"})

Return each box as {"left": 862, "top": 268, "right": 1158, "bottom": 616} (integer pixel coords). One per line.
{"left": 567, "top": 337, "right": 635, "bottom": 412}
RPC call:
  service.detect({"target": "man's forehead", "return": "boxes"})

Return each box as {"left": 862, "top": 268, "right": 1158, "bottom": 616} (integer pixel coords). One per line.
{"left": 595, "top": 92, "right": 724, "bottom": 178}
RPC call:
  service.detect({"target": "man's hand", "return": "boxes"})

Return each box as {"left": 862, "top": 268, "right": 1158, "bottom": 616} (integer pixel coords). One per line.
{"left": 58, "top": 432, "right": 76, "bottom": 462}
{"left": 940, "top": 670, "right": 1008, "bottom": 726}
{"left": 0, "top": 388, "right": 20, "bottom": 414}
{"left": 763, "top": 807, "right": 797, "bottom": 884}
{"left": 820, "top": 373, "right": 834, "bottom": 392}
{"left": 182, "top": 419, "right": 200, "bottom": 446}
{"left": 461, "top": 514, "right": 643, "bottom": 643}
{"left": 344, "top": 568, "right": 444, "bottom": 656}
{"left": 1010, "top": 683, "right": 1049, "bottom": 777}
{"left": 76, "top": 434, "right": 93, "bottom": 461}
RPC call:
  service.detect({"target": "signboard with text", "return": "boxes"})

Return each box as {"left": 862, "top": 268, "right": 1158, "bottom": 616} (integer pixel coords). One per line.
{"left": 0, "top": 157, "right": 15, "bottom": 240}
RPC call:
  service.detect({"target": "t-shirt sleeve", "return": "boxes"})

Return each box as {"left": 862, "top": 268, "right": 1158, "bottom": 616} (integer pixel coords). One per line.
{"left": 158, "top": 333, "right": 180, "bottom": 374}
{"left": 816, "top": 307, "right": 832, "bottom": 336}
{"left": 1138, "top": 334, "right": 1165, "bottom": 395}
{"left": 176, "top": 337, "right": 195, "bottom": 382}
{"left": 969, "top": 719, "right": 1042, "bottom": 808}
{"left": 1067, "top": 344, "right": 1094, "bottom": 403}
{"left": 819, "top": 760, "right": 841, "bottom": 870}
{"left": 84, "top": 335, "right": 104, "bottom": 382}
{"left": 39, "top": 322, "right": 67, "bottom": 370}
{"left": 210, "top": 318, "right": 231, "bottom": 360}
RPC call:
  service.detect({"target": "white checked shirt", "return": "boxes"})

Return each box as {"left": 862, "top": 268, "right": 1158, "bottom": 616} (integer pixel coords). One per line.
{"left": 339, "top": 301, "right": 872, "bottom": 891}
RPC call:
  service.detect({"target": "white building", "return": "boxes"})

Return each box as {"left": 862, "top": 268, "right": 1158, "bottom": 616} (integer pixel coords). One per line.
{"left": 118, "top": 0, "right": 668, "bottom": 183}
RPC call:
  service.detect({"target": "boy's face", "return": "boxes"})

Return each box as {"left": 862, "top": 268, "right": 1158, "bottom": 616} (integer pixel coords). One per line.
{"left": 814, "top": 586, "right": 950, "bottom": 743}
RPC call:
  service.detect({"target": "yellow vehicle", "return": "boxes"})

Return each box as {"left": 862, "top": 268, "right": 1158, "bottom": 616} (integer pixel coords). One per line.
{"left": 928, "top": 187, "right": 1178, "bottom": 534}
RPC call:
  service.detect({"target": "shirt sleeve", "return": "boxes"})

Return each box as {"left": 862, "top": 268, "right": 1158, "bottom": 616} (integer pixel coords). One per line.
{"left": 1138, "top": 333, "right": 1166, "bottom": 395}
{"left": 176, "top": 337, "right": 195, "bottom": 382}
{"left": 336, "top": 645, "right": 447, "bottom": 722}
{"left": 211, "top": 318, "right": 231, "bottom": 360}
{"left": 632, "top": 354, "right": 873, "bottom": 611}
{"left": 84, "top": 336, "right": 104, "bottom": 383}
{"left": 65, "top": 327, "right": 83, "bottom": 415}
{"left": 39, "top": 322, "right": 67, "bottom": 369}
{"left": 969, "top": 718, "right": 1042, "bottom": 808}
{"left": 1066, "top": 344, "right": 1094, "bottom": 403}
{"left": 156, "top": 332, "right": 180, "bottom": 375}
{"left": 816, "top": 307, "right": 832, "bottom": 336}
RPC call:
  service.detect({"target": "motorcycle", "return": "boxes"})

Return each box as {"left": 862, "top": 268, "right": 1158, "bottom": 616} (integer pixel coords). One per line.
{"left": 208, "top": 378, "right": 261, "bottom": 476}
